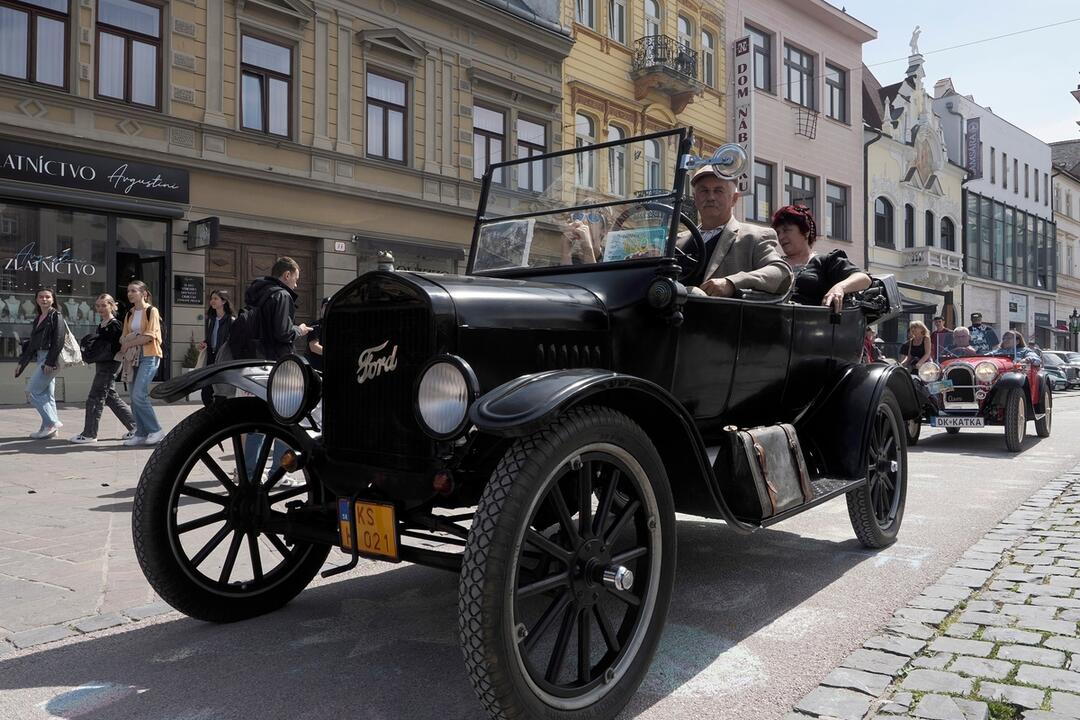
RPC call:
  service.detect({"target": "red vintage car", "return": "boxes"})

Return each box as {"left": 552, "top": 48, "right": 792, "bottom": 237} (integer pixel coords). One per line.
{"left": 913, "top": 351, "right": 1052, "bottom": 451}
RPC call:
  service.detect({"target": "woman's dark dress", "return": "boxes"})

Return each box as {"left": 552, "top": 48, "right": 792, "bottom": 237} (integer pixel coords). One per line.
{"left": 790, "top": 249, "right": 861, "bottom": 306}
{"left": 900, "top": 338, "right": 928, "bottom": 372}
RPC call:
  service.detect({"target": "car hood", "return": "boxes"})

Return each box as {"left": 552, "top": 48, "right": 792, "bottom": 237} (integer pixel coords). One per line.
{"left": 940, "top": 356, "right": 1017, "bottom": 372}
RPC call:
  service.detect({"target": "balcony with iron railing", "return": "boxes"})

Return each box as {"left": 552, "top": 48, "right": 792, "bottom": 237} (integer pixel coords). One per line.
{"left": 630, "top": 35, "right": 703, "bottom": 114}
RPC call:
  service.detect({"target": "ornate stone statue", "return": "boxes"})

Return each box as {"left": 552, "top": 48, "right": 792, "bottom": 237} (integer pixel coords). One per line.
{"left": 909, "top": 26, "right": 921, "bottom": 56}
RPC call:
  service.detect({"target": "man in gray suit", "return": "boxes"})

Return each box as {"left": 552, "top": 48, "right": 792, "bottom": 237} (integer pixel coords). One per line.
{"left": 681, "top": 165, "right": 792, "bottom": 297}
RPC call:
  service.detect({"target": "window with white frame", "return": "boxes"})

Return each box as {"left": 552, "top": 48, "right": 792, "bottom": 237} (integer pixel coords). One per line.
{"left": 240, "top": 34, "right": 292, "bottom": 136}
{"left": 743, "top": 160, "right": 774, "bottom": 222}
{"left": 784, "top": 43, "right": 814, "bottom": 109}
{"left": 607, "top": 124, "right": 626, "bottom": 197}
{"left": 677, "top": 15, "right": 692, "bottom": 49}
{"left": 473, "top": 105, "right": 505, "bottom": 183}
{"left": 0, "top": 0, "right": 69, "bottom": 89}
{"left": 575, "top": 112, "right": 595, "bottom": 188}
{"left": 644, "top": 0, "right": 660, "bottom": 37}
{"left": 825, "top": 63, "right": 846, "bottom": 122}
{"left": 826, "top": 182, "right": 848, "bottom": 240}
{"left": 607, "top": 0, "right": 625, "bottom": 43}
{"left": 515, "top": 117, "right": 546, "bottom": 192}
{"left": 575, "top": 0, "right": 594, "bottom": 28}
{"left": 366, "top": 71, "right": 406, "bottom": 162}
{"left": 701, "top": 29, "right": 715, "bottom": 88}
{"left": 747, "top": 24, "right": 772, "bottom": 93}
{"left": 644, "top": 139, "right": 662, "bottom": 192}
{"left": 784, "top": 168, "right": 815, "bottom": 210}
{"left": 97, "top": 0, "right": 161, "bottom": 108}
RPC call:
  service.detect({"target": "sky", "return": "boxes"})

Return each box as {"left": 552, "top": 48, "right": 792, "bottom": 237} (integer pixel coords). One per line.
{"left": 835, "top": 0, "right": 1079, "bottom": 144}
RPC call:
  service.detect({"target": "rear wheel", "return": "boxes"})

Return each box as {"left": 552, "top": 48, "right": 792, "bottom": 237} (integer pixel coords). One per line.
{"left": 1035, "top": 384, "right": 1052, "bottom": 438}
{"left": 459, "top": 406, "right": 675, "bottom": 720}
{"left": 945, "top": 427, "right": 961, "bottom": 435}
{"left": 847, "top": 390, "right": 907, "bottom": 549}
{"left": 1004, "top": 387, "right": 1026, "bottom": 452}
{"left": 132, "top": 398, "right": 330, "bottom": 623}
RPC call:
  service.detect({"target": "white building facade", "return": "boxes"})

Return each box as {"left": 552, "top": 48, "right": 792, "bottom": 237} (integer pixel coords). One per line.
{"left": 931, "top": 80, "right": 1058, "bottom": 347}
{"left": 1052, "top": 145, "right": 1080, "bottom": 350}
{"left": 726, "top": 0, "right": 875, "bottom": 265}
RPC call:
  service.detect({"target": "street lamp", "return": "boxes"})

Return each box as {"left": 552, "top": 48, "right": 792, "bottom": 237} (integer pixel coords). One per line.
{"left": 1071, "top": 309, "right": 1080, "bottom": 352}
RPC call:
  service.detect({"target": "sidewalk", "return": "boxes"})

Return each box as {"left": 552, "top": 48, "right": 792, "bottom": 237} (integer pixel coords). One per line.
{"left": 0, "top": 401, "right": 198, "bottom": 653}
{"left": 788, "top": 465, "right": 1080, "bottom": 720}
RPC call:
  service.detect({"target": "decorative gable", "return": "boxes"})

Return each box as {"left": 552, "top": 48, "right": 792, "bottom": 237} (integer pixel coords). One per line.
{"left": 358, "top": 28, "right": 428, "bottom": 69}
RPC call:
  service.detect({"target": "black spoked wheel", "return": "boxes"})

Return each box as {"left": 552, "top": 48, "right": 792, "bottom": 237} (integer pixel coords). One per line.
{"left": 847, "top": 390, "right": 907, "bottom": 549}
{"left": 1004, "top": 387, "right": 1026, "bottom": 452}
{"left": 460, "top": 406, "right": 675, "bottom": 720}
{"left": 1035, "top": 385, "right": 1052, "bottom": 438}
{"left": 133, "top": 398, "right": 330, "bottom": 623}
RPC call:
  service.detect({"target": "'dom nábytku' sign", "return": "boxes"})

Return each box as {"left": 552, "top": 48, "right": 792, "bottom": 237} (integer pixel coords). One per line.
{"left": 0, "top": 137, "right": 189, "bottom": 204}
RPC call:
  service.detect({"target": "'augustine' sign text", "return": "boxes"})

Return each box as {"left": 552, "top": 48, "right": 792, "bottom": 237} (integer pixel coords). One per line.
{"left": 0, "top": 138, "right": 189, "bottom": 204}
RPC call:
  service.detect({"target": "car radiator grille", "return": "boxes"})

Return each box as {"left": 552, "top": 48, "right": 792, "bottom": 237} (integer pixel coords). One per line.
{"left": 943, "top": 366, "right": 975, "bottom": 405}
{"left": 323, "top": 300, "right": 434, "bottom": 465}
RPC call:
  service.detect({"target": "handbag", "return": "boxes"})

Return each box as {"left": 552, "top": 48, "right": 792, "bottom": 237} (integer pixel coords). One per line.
{"left": 58, "top": 325, "right": 84, "bottom": 369}
{"left": 719, "top": 423, "right": 813, "bottom": 520}
{"left": 195, "top": 348, "right": 207, "bottom": 369}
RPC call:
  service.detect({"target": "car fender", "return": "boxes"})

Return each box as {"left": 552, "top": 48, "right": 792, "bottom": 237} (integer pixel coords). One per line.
{"left": 469, "top": 368, "right": 756, "bottom": 532}
{"left": 983, "top": 372, "right": 1035, "bottom": 415}
{"left": 798, "top": 363, "right": 920, "bottom": 480}
{"left": 149, "top": 360, "right": 274, "bottom": 403}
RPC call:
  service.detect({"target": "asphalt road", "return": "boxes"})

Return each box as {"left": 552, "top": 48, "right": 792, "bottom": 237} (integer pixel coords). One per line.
{"left": 4, "top": 393, "right": 1080, "bottom": 720}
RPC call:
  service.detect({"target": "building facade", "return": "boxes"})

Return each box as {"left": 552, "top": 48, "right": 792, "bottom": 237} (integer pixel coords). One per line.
{"left": 726, "top": 0, "right": 875, "bottom": 265}
{"left": 931, "top": 79, "right": 1058, "bottom": 348}
{"left": 562, "top": 0, "right": 729, "bottom": 198}
{"left": 1052, "top": 142, "right": 1080, "bottom": 350}
{"left": 863, "top": 40, "right": 965, "bottom": 353}
{"left": 0, "top": 0, "right": 571, "bottom": 403}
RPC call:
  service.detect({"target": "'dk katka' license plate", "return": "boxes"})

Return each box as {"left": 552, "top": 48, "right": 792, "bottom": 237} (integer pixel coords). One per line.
{"left": 338, "top": 499, "right": 399, "bottom": 561}
{"left": 931, "top": 416, "right": 985, "bottom": 428}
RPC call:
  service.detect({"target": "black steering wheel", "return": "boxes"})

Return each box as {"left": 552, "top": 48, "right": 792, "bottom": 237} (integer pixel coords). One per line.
{"left": 610, "top": 202, "right": 706, "bottom": 284}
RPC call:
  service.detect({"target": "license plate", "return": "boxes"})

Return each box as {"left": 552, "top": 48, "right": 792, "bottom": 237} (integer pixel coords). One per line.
{"left": 926, "top": 379, "right": 953, "bottom": 394}
{"left": 338, "top": 499, "right": 399, "bottom": 561}
{"left": 931, "top": 416, "right": 985, "bottom": 428}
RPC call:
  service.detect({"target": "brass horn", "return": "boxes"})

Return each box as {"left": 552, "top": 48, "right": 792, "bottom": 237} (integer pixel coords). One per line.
{"left": 681, "top": 143, "right": 748, "bottom": 179}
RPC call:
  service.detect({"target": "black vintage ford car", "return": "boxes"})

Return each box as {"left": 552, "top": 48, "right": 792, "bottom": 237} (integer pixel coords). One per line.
{"left": 136, "top": 129, "right": 919, "bottom": 720}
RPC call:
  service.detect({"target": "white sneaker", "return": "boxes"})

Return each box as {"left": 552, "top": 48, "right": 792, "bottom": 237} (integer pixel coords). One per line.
{"left": 144, "top": 430, "right": 166, "bottom": 446}
{"left": 124, "top": 435, "right": 146, "bottom": 446}
{"left": 121, "top": 430, "right": 136, "bottom": 441}
{"left": 29, "top": 427, "right": 47, "bottom": 439}
{"left": 278, "top": 473, "right": 306, "bottom": 488}
{"left": 35, "top": 424, "right": 60, "bottom": 439}
{"left": 70, "top": 434, "right": 97, "bottom": 444}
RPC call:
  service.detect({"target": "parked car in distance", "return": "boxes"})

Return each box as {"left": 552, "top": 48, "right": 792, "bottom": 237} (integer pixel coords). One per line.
{"left": 1040, "top": 351, "right": 1080, "bottom": 388}
{"left": 1043, "top": 364, "right": 1070, "bottom": 392}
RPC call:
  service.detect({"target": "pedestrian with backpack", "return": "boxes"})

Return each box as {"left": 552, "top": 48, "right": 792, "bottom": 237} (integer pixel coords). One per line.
{"left": 69, "top": 293, "right": 136, "bottom": 443}
{"left": 234, "top": 257, "right": 311, "bottom": 483}
{"left": 119, "top": 280, "right": 165, "bottom": 446}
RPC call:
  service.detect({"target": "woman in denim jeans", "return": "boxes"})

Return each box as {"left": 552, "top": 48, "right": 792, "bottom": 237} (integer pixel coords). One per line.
{"left": 120, "top": 281, "right": 165, "bottom": 446}
{"left": 70, "top": 294, "right": 136, "bottom": 444}
{"left": 15, "top": 287, "right": 66, "bottom": 439}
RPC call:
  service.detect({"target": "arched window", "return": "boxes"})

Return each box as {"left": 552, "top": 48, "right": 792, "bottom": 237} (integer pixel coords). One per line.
{"left": 940, "top": 217, "right": 955, "bottom": 252}
{"left": 644, "top": 0, "right": 660, "bottom": 37}
{"left": 677, "top": 15, "right": 692, "bottom": 48}
{"left": 607, "top": 124, "right": 626, "bottom": 196}
{"left": 644, "top": 139, "right": 662, "bottom": 192}
{"left": 875, "top": 197, "right": 894, "bottom": 248}
{"left": 575, "top": 112, "right": 595, "bottom": 188}
{"left": 701, "top": 30, "right": 715, "bottom": 87}
{"left": 904, "top": 203, "right": 915, "bottom": 248}
{"left": 925, "top": 210, "right": 935, "bottom": 247}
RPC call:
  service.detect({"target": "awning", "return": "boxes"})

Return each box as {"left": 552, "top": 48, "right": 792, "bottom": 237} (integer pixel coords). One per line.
{"left": 900, "top": 293, "right": 937, "bottom": 315}
{"left": 1037, "top": 325, "right": 1071, "bottom": 335}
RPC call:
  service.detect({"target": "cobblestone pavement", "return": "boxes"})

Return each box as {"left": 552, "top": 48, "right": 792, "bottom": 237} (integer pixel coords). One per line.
{"left": 788, "top": 466, "right": 1080, "bottom": 720}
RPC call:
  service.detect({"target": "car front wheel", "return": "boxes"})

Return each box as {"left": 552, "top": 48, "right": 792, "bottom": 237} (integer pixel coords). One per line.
{"left": 459, "top": 406, "right": 675, "bottom": 720}
{"left": 1004, "top": 387, "right": 1026, "bottom": 452}
{"left": 847, "top": 390, "right": 907, "bottom": 549}
{"left": 1035, "top": 384, "right": 1052, "bottom": 438}
{"left": 132, "top": 398, "right": 330, "bottom": 623}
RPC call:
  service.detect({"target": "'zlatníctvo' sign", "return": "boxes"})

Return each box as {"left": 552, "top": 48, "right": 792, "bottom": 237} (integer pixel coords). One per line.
{"left": 0, "top": 137, "right": 189, "bottom": 204}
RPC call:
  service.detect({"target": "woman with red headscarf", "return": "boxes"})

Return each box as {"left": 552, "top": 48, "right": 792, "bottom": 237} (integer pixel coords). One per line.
{"left": 771, "top": 204, "right": 871, "bottom": 311}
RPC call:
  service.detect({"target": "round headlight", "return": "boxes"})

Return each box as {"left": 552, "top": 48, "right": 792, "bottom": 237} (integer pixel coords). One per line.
{"left": 975, "top": 361, "right": 999, "bottom": 384}
{"left": 918, "top": 362, "right": 941, "bottom": 382}
{"left": 268, "top": 355, "right": 319, "bottom": 424}
{"left": 415, "top": 356, "right": 478, "bottom": 439}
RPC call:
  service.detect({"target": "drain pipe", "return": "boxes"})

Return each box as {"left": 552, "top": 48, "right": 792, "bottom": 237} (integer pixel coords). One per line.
{"left": 863, "top": 125, "right": 884, "bottom": 269}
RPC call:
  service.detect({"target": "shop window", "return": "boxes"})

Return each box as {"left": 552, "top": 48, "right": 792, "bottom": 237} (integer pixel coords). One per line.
{"left": 826, "top": 181, "right": 848, "bottom": 240}
{"left": 607, "top": 124, "right": 626, "bottom": 196}
{"left": 746, "top": 24, "right": 772, "bottom": 93}
{"left": 607, "top": 0, "right": 625, "bottom": 44}
{"left": 240, "top": 34, "right": 292, "bottom": 138}
{"left": 366, "top": 71, "right": 407, "bottom": 162}
{"left": 744, "top": 160, "right": 773, "bottom": 223}
{"left": 515, "top": 117, "right": 546, "bottom": 192}
{"left": 575, "top": 112, "right": 595, "bottom": 188}
{"left": 874, "top": 197, "right": 894, "bottom": 248}
{"left": 825, "top": 63, "right": 846, "bottom": 123}
{"left": 474, "top": 105, "right": 505, "bottom": 184}
{"left": 96, "top": 0, "right": 160, "bottom": 108}
{"left": 784, "top": 168, "right": 815, "bottom": 212}
{"left": 0, "top": 0, "right": 69, "bottom": 88}
{"left": 783, "top": 43, "right": 814, "bottom": 109}
{"left": 0, "top": 202, "right": 109, "bottom": 363}
{"left": 701, "top": 30, "right": 715, "bottom": 88}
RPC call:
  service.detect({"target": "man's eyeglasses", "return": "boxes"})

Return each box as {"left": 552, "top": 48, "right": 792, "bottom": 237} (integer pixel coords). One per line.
{"left": 570, "top": 211, "right": 605, "bottom": 224}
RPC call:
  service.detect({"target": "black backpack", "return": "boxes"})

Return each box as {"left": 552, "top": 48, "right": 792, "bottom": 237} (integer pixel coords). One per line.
{"left": 228, "top": 292, "right": 275, "bottom": 360}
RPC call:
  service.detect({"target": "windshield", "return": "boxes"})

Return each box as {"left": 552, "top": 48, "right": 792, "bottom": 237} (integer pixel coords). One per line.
{"left": 469, "top": 129, "right": 688, "bottom": 274}
{"left": 1065, "top": 353, "right": 1080, "bottom": 363}
{"left": 1042, "top": 352, "right": 1065, "bottom": 367}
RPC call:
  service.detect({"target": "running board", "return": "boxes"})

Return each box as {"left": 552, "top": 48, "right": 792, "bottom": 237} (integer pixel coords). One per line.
{"left": 759, "top": 476, "right": 865, "bottom": 527}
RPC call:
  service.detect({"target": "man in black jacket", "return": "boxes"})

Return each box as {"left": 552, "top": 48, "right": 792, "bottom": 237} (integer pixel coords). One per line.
{"left": 242, "top": 256, "right": 311, "bottom": 361}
